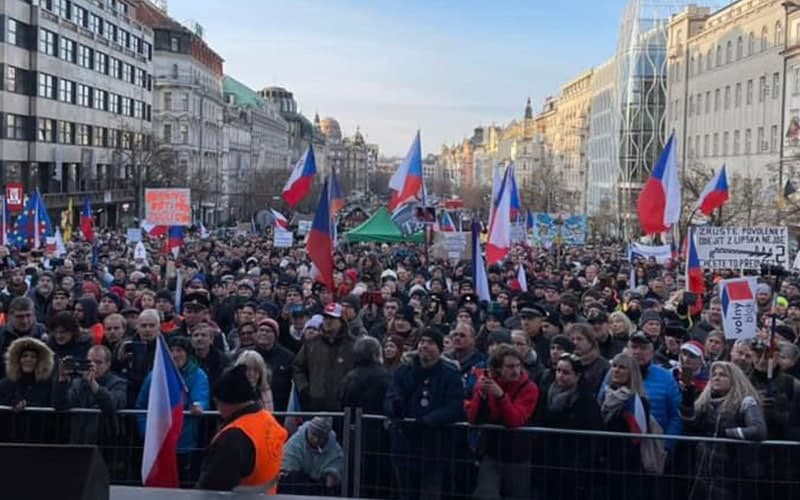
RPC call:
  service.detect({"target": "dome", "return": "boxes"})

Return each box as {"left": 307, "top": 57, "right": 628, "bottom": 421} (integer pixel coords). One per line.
{"left": 353, "top": 126, "right": 365, "bottom": 145}
{"left": 320, "top": 117, "right": 342, "bottom": 143}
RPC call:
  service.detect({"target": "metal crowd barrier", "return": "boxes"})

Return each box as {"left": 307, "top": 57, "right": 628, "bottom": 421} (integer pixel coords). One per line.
{"left": 2, "top": 406, "right": 800, "bottom": 500}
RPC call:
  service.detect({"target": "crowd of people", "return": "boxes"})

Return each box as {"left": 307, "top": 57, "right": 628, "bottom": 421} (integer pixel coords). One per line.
{"left": 0, "top": 229, "right": 799, "bottom": 499}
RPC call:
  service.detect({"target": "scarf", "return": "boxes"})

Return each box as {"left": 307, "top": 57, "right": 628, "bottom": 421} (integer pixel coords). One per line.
{"left": 547, "top": 382, "right": 579, "bottom": 413}
{"left": 601, "top": 386, "right": 634, "bottom": 423}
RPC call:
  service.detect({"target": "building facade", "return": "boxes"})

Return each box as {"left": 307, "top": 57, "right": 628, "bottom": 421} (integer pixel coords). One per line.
{"left": 552, "top": 69, "right": 593, "bottom": 212}
{"left": 1, "top": 0, "right": 154, "bottom": 224}
{"left": 259, "top": 86, "right": 324, "bottom": 169}
{"left": 586, "top": 57, "right": 619, "bottom": 220}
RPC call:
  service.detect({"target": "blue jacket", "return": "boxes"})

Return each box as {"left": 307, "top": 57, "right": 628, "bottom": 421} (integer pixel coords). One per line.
{"left": 136, "top": 360, "right": 210, "bottom": 453}
{"left": 641, "top": 362, "right": 682, "bottom": 438}
{"left": 281, "top": 422, "right": 345, "bottom": 481}
{"left": 384, "top": 355, "right": 465, "bottom": 426}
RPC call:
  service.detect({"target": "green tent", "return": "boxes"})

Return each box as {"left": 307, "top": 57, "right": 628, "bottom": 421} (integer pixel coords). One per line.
{"left": 344, "top": 207, "right": 424, "bottom": 243}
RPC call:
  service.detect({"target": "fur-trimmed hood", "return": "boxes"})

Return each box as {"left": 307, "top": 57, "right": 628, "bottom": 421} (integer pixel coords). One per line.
{"left": 4, "top": 337, "right": 54, "bottom": 382}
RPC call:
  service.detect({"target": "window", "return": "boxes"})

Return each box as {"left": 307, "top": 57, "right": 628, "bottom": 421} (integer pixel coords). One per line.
{"left": 723, "top": 131, "right": 729, "bottom": 155}
{"left": 181, "top": 93, "right": 189, "bottom": 111}
{"left": 110, "top": 57, "right": 120, "bottom": 79}
{"left": 93, "top": 88, "right": 106, "bottom": 110}
{"left": 706, "top": 49, "right": 712, "bottom": 70}
{"left": 747, "top": 79, "right": 753, "bottom": 104}
{"left": 773, "top": 72, "right": 781, "bottom": 99}
{"left": 108, "top": 129, "right": 118, "bottom": 148}
{"left": 60, "top": 37, "right": 75, "bottom": 62}
{"left": 715, "top": 89, "right": 720, "bottom": 111}
{"left": 95, "top": 51, "right": 107, "bottom": 74}
{"left": 108, "top": 22, "right": 117, "bottom": 43}
{"left": 55, "top": 0, "right": 68, "bottom": 18}
{"left": 771, "top": 125, "right": 779, "bottom": 152}
{"left": 759, "top": 76, "right": 767, "bottom": 102}
{"left": 734, "top": 130, "right": 741, "bottom": 154}
{"left": 737, "top": 36, "right": 743, "bottom": 59}
{"left": 696, "top": 93, "right": 702, "bottom": 114}
{"left": 745, "top": 129, "right": 752, "bottom": 154}
{"left": 77, "top": 124, "right": 90, "bottom": 146}
{"left": 716, "top": 45, "right": 722, "bottom": 66}
{"left": 705, "top": 91, "right": 711, "bottom": 113}
{"left": 776, "top": 21, "right": 784, "bottom": 46}
{"left": 724, "top": 86, "right": 731, "bottom": 109}
{"left": 121, "top": 97, "right": 131, "bottom": 116}
{"left": 697, "top": 53, "right": 703, "bottom": 74}
{"left": 108, "top": 93, "right": 119, "bottom": 113}
{"left": 163, "top": 123, "right": 172, "bottom": 143}
{"left": 758, "top": 127, "right": 765, "bottom": 151}
{"left": 170, "top": 36, "right": 178, "bottom": 52}
{"left": 134, "top": 68, "right": 144, "bottom": 87}
{"left": 795, "top": 66, "right": 800, "bottom": 95}
{"left": 5, "top": 114, "right": 26, "bottom": 140}
{"left": 78, "top": 45, "right": 92, "bottom": 69}
{"left": 74, "top": 6, "right": 86, "bottom": 27}
{"left": 58, "top": 121, "right": 74, "bottom": 144}
{"left": 688, "top": 95, "right": 694, "bottom": 116}
{"left": 695, "top": 135, "right": 700, "bottom": 157}
{"left": 735, "top": 83, "right": 742, "bottom": 106}
{"left": 90, "top": 14, "right": 102, "bottom": 35}
{"left": 761, "top": 26, "right": 769, "bottom": 52}
{"left": 38, "top": 73, "right": 55, "bottom": 99}
{"left": 7, "top": 18, "right": 19, "bottom": 46}
{"left": 37, "top": 118, "right": 54, "bottom": 142}
{"left": 133, "top": 100, "right": 143, "bottom": 118}
{"left": 713, "top": 133, "right": 719, "bottom": 156}
{"left": 78, "top": 84, "right": 91, "bottom": 107}
{"left": 704, "top": 134, "right": 710, "bottom": 157}
{"left": 171, "top": 63, "right": 178, "bottom": 79}
{"left": 122, "top": 63, "right": 132, "bottom": 83}
{"left": 164, "top": 92, "right": 172, "bottom": 111}
{"left": 39, "top": 29, "right": 56, "bottom": 56}
{"left": 5, "top": 66, "right": 17, "bottom": 93}
{"left": 92, "top": 126, "right": 104, "bottom": 147}
{"left": 726, "top": 41, "right": 732, "bottom": 63}
{"left": 179, "top": 122, "right": 188, "bottom": 143}
{"left": 58, "top": 79, "right": 74, "bottom": 103}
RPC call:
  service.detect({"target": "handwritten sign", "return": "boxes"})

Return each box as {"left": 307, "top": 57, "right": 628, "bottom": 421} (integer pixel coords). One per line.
{"left": 145, "top": 188, "right": 191, "bottom": 226}
{"left": 694, "top": 226, "right": 788, "bottom": 270}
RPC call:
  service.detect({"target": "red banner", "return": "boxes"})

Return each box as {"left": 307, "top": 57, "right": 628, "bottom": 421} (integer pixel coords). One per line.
{"left": 5, "top": 183, "right": 23, "bottom": 212}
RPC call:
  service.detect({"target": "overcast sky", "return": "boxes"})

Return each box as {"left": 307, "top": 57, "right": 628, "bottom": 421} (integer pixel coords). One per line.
{"left": 167, "top": 0, "right": 629, "bottom": 156}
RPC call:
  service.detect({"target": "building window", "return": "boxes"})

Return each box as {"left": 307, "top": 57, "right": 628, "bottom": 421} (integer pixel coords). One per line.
{"left": 706, "top": 49, "right": 712, "bottom": 70}
{"left": 110, "top": 57, "right": 120, "bottom": 79}
{"left": 737, "top": 36, "right": 743, "bottom": 59}
{"left": 5, "top": 114, "right": 26, "bottom": 140}
{"left": 93, "top": 88, "right": 106, "bottom": 110}
{"left": 5, "top": 66, "right": 17, "bottom": 93}
{"left": 735, "top": 82, "right": 742, "bottom": 106}
{"left": 734, "top": 130, "right": 740, "bottom": 154}
{"left": 109, "top": 93, "right": 119, "bottom": 113}
{"left": 95, "top": 51, "right": 107, "bottom": 74}
{"left": 163, "top": 123, "right": 172, "bottom": 143}
{"left": 121, "top": 97, "right": 131, "bottom": 116}
{"left": 759, "top": 76, "right": 767, "bottom": 102}
{"left": 170, "top": 37, "right": 178, "bottom": 52}
{"left": 58, "top": 121, "right": 74, "bottom": 144}
{"left": 108, "top": 22, "right": 117, "bottom": 43}
{"left": 164, "top": 92, "right": 172, "bottom": 111}
{"left": 776, "top": 21, "right": 784, "bottom": 46}
{"left": 93, "top": 126, "right": 104, "bottom": 147}
{"left": 705, "top": 91, "right": 711, "bottom": 113}
{"left": 60, "top": 37, "right": 75, "bottom": 62}
{"left": 723, "top": 131, "right": 729, "bottom": 155}
{"left": 696, "top": 93, "right": 702, "bottom": 114}
{"left": 761, "top": 26, "right": 769, "bottom": 51}
{"left": 771, "top": 125, "right": 779, "bottom": 152}
{"left": 716, "top": 45, "right": 722, "bottom": 66}
{"left": 180, "top": 93, "right": 189, "bottom": 111}
{"left": 180, "top": 122, "right": 188, "bottom": 143}
{"left": 55, "top": 0, "right": 68, "bottom": 18}
{"left": 133, "top": 100, "right": 143, "bottom": 118}
{"left": 134, "top": 68, "right": 144, "bottom": 87}
{"left": 108, "top": 129, "right": 118, "bottom": 148}
{"left": 726, "top": 41, "right": 732, "bottom": 63}
{"left": 78, "top": 45, "right": 92, "bottom": 69}
{"left": 688, "top": 95, "right": 694, "bottom": 116}
{"left": 90, "top": 14, "right": 102, "bottom": 35}
{"left": 714, "top": 89, "right": 720, "bottom": 111}
{"left": 697, "top": 53, "right": 703, "bottom": 74}
{"left": 77, "top": 124, "right": 90, "bottom": 146}
{"left": 713, "top": 133, "right": 719, "bottom": 156}
{"left": 703, "top": 134, "right": 709, "bottom": 157}
{"left": 37, "top": 118, "right": 54, "bottom": 142}
{"left": 773, "top": 72, "right": 781, "bottom": 99}
{"left": 795, "top": 66, "right": 800, "bottom": 95}
{"left": 745, "top": 129, "right": 752, "bottom": 154}
{"left": 758, "top": 127, "right": 765, "bottom": 151}
{"left": 58, "top": 79, "right": 74, "bottom": 103}
{"left": 724, "top": 86, "right": 731, "bottom": 109}
{"left": 78, "top": 84, "right": 90, "bottom": 107}
{"left": 38, "top": 73, "right": 55, "bottom": 99}
{"left": 74, "top": 6, "right": 86, "bottom": 27}
{"left": 122, "top": 63, "right": 132, "bottom": 83}
{"left": 39, "top": 28, "right": 56, "bottom": 56}
{"left": 749, "top": 32, "right": 755, "bottom": 54}
{"left": 171, "top": 64, "right": 178, "bottom": 79}
{"left": 747, "top": 79, "right": 753, "bottom": 104}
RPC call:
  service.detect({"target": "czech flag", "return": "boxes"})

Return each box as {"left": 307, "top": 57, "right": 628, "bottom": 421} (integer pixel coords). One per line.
{"left": 686, "top": 228, "right": 704, "bottom": 314}
{"left": 440, "top": 211, "right": 456, "bottom": 232}
{"left": 270, "top": 208, "right": 289, "bottom": 230}
{"left": 329, "top": 168, "right": 346, "bottom": 216}
{"left": 141, "top": 220, "right": 167, "bottom": 238}
{"left": 389, "top": 131, "right": 424, "bottom": 211}
{"left": 508, "top": 164, "right": 521, "bottom": 219}
{"left": 141, "top": 335, "right": 185, "bottom": 488}
{"left": 621, "top": 393, "right": 648, "bottom": 443}
{"left": 165, "top": 226, "right": 185, "bottom": 256}
{"left": 696, "top": 165, "right": 729, "bottom": 216}
{"left": 80, "top": 196, "right": 94, "bottom": 243}
{"left": 637, "top": 133, "right": 681, "bottom": 235}
{"left": 517, "top": 265, "right": 528, "bottom": 292}
{"left": 471, "top": 220, "right": 491, "bottom": 302}
{"left": 486, "top": 165, "right": 512, "bottom": 264}
{"left": 307, "top": 177, "right": 334, "bottom": 291}
{"left": 283, "top": 145, "right": 317, "bottom": 208}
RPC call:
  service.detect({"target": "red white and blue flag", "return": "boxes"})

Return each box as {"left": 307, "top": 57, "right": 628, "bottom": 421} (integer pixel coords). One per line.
{"left": 141, "top": 335, "right": 185, "bottom": 488}
{"left": 621, "top": 393, "right": 648, "bottom": 442}
{"left": 329, "top": 168, "right": 346, "bottom": 216}
{"left": 165, "top": 226, "right": 185, "bottom": 257}
{"left": 696, "top": 165, "right": 729, "bottom": 215}
{"left": 270, "top": 208, "right": 289, "bottom": 230}
{"left": 637, "top": 134, "right": 681, "bottom": 235}
{"left": 283, "top": 145, "right": 317, "bottom": 208}
{"left": 440, "top": 211, "right": 456, "bottom": 232}
{"left": 389, "top": 131, "right": 424, "bottom": 210}
{"left": 508, "top": 164, "right": 521, "bottom": 219}
{"left": 141, "top": 220, "right": 168, "bottom": 238}
{"left": 486, "top": 165, "right": 512, "bottom": 264}
{"left": 307, "top": 177, "right": 335, "bottom": 291}
{"left": 685, "top": 228, "right": 704, "bottom": 314}
{"left": 471, "top": 220, "right": 491, "bottom": 302}
{"left": 80, "top": 196, "right": 94, "bottom": 243}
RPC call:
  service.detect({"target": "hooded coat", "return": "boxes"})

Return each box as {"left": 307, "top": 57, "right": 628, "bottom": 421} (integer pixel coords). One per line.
{"left": 0, "top": 337, "right": 55, "bottom": 407}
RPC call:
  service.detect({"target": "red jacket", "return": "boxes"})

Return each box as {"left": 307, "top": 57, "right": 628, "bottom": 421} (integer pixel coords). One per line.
{"left": 466, "top": 371, "right": 539, "bottom": 428}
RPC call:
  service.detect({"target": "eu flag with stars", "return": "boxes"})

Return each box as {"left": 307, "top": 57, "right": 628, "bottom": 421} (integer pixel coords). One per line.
{"left": 12, "top": 191, "right": 53, "bottom": 249}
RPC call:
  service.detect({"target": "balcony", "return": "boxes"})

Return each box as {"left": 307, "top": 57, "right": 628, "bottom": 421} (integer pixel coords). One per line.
{"left": 42, "top": 189, "right": 135, "bottom": 208}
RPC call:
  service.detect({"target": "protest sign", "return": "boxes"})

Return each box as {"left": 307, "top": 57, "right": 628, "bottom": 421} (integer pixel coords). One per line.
{"left": 273, "top": 228, "right": 294, "bottom": 248}
{"left": 694, "top": 226, "right": 788, "bottom": 270}
{"left": 126, "top": 228, "right": 142, "bottom": 243}
{"left": 718, "top": 277, "right": 758, "bottom": 341}
{"left": 433, "top": 232, "right": 469, "bottom": 261}
{"left": 629, "top": 242, "right": 673, "bottom": 264}
{"left": 144, "top": 188, "right": 191, "bottom": 226}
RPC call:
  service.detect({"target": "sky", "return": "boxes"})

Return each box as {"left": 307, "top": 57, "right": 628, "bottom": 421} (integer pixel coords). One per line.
{"left": 167, "top": 0, "right": 628, "bottom": 156}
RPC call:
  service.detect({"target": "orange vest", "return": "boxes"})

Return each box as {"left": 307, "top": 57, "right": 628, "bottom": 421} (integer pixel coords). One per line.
{"left": 212, "top": 409, "right": 287, "bottom": 494}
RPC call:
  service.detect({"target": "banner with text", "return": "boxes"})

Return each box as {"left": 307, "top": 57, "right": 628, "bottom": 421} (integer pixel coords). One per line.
{"left": 719, "top": 277, "right": 758, "bottom": 340}
{"left": 144, "top": 188, "right": 191, "bottom": 226}
{"left": 432, "top": 232, "right": 470, "bottom": 261}
{"left": 530, "top": 213, "right": 587, "bottom": 247}
{"left": 694, "top": 226, "right": 788, "bottom": 270}
{"left": 273, "top": 228, "right": 294, "bottom": 248}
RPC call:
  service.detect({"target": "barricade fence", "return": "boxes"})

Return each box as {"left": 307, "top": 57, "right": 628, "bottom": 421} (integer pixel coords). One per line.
{"left": 2, "top": 406, "right": 799, "bottom": 500}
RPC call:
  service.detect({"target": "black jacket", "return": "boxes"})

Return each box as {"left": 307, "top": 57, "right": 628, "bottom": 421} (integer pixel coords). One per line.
{"left": 257, "top": 345, "right": 295, "bottom": 412}
{"left": 340, "top": 360, "right": 391, "bottom": 414}
{"left": 0, "top": 373, "right": 54, "bottom": 407}
{"left": 196, "top": 347, "right": 229, "bottom": 393}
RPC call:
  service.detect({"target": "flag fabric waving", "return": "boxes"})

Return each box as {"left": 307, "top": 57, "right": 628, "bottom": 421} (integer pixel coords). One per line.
{"left": 61, "top": 197, "right": 73, "bottom": 242}
{"left": 0, "top": 196, "right": 8, "bottom": 247}
{"left": 329, "top": 168, "right": 346, "bottom": 216}
{"left": 141, "top": 335, "right": 185, "bottom": 488}
{"left": 307, "top": 177, "right": 335, "bottom": 291}
{"left": 508, "top": 164, "right": 521, "bottom": 219}
{"left": 389, "top": 131, "right": 424, "bottom": 210}
{"left": 80, "top": 196, "right": 95, "bottom": 243}
{"left": 165, "top": 226, "right": 185, "bottom": 257}
{"left": 696, "top": 165, "right": 729, "bottom": 215}
{"left": 440, "top": 211, "right": 456, "bottom": 232}
{"left": 270, "top": 209, "right": 289, "bottom": 230}
{"left": 283, "top": 145, "right": 317, "bottom": 208}
{"left": 686, "top": 228, "right": 704, "bottom": 315}
{"left": 637, "top": 134, "right": 681, "bottom": 234}
{"left": 14, "top": 191, "right": 53, "bottom": 249}
{"left": 517, "top": 265, "right": 528, "bottom": 292}
{"left": 486, "top": 166, "right": 512, "bottom": 264}
{"left": 471, "top": 221, "right": 491, "bottom": 302}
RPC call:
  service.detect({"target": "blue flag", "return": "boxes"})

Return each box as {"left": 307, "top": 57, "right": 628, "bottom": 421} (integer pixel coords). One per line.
{"left": 13, "top": 191, "right": 53, "bottom": 249}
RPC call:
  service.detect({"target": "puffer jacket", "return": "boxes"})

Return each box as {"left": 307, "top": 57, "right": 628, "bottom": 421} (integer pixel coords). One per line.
{"left": 281, "top": 422, "right": 345, "bottom": 481}
{"left": 0, "top": 337, "right": 54, "bottom": 407}
{"left": 293, "top": 327, "right": 355, "bottom": 412}
{"left": 0, "top": 322, "right": 48, "bottom": 380}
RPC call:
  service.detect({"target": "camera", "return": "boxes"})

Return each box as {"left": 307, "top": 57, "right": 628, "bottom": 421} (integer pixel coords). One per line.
{"left": 62, "top": 356, "right": 92, "bottom": 375}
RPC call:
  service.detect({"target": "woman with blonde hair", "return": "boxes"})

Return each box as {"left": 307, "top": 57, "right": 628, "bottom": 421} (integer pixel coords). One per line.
{"left": 608, "top": 311, "right": 636, "bottom": 339}
{"left": 235, "top": 351, "right": 273, "bottom": 411}
{"left": 681, "top": 361, "right": 766, "bottom": 500}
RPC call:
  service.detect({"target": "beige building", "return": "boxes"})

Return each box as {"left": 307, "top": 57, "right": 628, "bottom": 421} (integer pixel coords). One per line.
{"left": 667, "top": 0, "right": 786, "bottom": 187}
{"left": 782, "top": 7, "right": 800, "bottom": 185}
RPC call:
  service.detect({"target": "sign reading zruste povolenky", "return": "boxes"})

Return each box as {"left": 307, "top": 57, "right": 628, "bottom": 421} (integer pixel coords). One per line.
{"left": 718, "top": 277, "right": 758, "bottom": 341}
{"left": 694, "top": 226, "right": 788, "bottom": 270}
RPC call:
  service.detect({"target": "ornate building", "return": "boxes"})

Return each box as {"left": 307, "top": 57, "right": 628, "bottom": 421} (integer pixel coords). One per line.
{"left": 314, "top": 116, "right": 378, "bottom": 195}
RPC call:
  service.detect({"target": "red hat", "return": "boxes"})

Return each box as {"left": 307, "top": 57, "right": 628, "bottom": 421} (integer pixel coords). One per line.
{"left": 323, "top": 302, "right": 343, "bottom": 319}
{"left": 257, "top": 318, "right": 279, "bottom": 334}
{"left": 681, "top": 340, "right": 705, "bottom": 359}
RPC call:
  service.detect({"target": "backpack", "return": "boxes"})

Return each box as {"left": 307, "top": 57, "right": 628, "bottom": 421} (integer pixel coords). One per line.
{"left": 640, "top": 415, "right": 667, "bottom": 474}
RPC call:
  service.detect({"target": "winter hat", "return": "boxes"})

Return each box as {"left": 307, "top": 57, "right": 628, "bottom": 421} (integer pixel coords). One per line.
{"left": 396, "top": 305, "right": 416, "bottom": 324}
{"left": 307, "top": 416, "right": 333, "bottom": 438}
{"left": 774, "top": 324, "right": 797, "bottom": 343}
{"left": 420, "top": 327, "right": 444, "bottom": 353}
{"left": 639, "top": 310, "right": 662, "bottom": 327}
{"left": 551, "top": 334, "right": 576, "bottom": 353}
{"left": 155, "top": 289, "right": 174, "bottom": 304}
{"left": 102, "top": 292, "right": 123, "bottom": 311}
{"left": 680, "top": 340, "right": 705, "bottom": 359}
{"left": 756, "top": 283, "right": 772, "bottom": 296}
{"left": 304, "top": 315, "right": 323, "bottom": 331}
{"left": 559, "top": 292, "right": 580, "bottom": 309}
{"left": 487, "top": 330, "right": 512, "bottom": 346}
{"left": 257, "top": 318, "right": 280, "bottom": 334}
{"left": 213, "top": 365, "right": 257, "bottom": 405}
{"left": 168, "top": 335, "right": 194, "bottom": 358}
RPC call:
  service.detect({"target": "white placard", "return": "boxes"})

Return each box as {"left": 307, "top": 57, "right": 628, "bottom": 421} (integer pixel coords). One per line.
{"left": 296, "top": 220, "right": 312, "bottom": 236}
{"left": 694, "top": 226, "right": 788, "bottom": 270}
{"left": 435, "top": 232, "right": 469, "bottom": 260}
{"left": 134, "top": 241, "right": 148, "bottom": 261}
{"left": 127, "top": 228, "right": 142, "bottom": 243}
{"left": 273, "top": 228, "right": 294, "bottom": 248}
{"left": 718, "top": 277, "right": 758, "bottom": 341}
